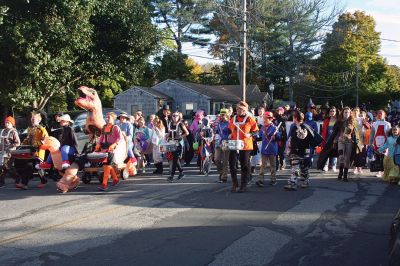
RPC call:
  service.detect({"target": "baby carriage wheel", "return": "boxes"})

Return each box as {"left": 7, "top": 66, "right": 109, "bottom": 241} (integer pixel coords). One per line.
{"left": 82, "top": 173, "right": 91, "bottom": 184}
{"left": 121, "top": 168, "right": 129, "bottom": 180}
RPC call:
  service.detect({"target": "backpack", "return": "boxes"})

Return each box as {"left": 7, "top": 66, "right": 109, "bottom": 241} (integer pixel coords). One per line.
{"left": 304, "top": 124, "right": 323, "bottom": 148}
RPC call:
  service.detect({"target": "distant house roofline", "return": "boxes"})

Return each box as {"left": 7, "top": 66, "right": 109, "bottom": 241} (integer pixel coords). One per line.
{"left": 167, "top": 80, "right": 264, "bottom": 103}
{"left": 152, "top": 79, "right": 211, "bottom": 99}
{"left": 115, "top": 86, "right": 171, "bottom": 100}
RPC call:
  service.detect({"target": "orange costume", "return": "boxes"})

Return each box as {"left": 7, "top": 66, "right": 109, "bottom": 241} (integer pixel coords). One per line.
{"left": 95, "top": 124, "right": 125, "bottom": 190}
{"left": 22, "top": 125, "right": 48, "bottom": 160}
{"left": 74, "top": 85, "right": 133, "bottom": 188}
{"left": 40, "top": 137, "right": 80, "bottom": 193}
{"left": 228, "top": 114, "right": 258, "bottom": 150}
{"left": 228, "top": 101, "right": 259, "bottom": 193}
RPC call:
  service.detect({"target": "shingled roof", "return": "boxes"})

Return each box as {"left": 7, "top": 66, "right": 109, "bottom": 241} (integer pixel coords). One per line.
{"left": 171, "top": 80, "right": 266, "bottom": 103}
{"left": 118, "top": 86, "right": 172, "bottom": 100}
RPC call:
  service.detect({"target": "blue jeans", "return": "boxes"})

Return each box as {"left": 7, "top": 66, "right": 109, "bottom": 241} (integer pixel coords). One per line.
{"left": 127, "top": 140, "right": 134, "bottom": 158}
{"left": 46, "top": 145, "right": 77, "bottom": 164}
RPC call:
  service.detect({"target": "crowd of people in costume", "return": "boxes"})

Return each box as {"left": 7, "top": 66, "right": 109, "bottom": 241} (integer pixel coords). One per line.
{"left": 1, "top": 97, "right": 400, "bottom": 193}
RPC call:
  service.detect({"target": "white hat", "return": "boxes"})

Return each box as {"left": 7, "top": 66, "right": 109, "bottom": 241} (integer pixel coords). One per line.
{"left": 59, "top": 114, "right": 74, "bottom": 124}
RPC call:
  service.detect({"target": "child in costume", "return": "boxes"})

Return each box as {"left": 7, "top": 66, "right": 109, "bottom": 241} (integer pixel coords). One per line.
{"left": 0, "top": 116, "right": 20, "bottom": 188}
{"left": 166, "top": 111, "right": 189, "bottom": 182}
{"left": 133, "top": 117, "right": 151, "bottom": 173}
{"left": 214, "top": 109, "right": 230, "bottom": 183}
{"left": 285, "top": 110, "right": 313, "bottom": 190}
{"left": 196, "top": 117, "right": 214, "bottom": 174}
{"left": 378, "top": 126, "right": 400, "bottom": 183}
{"left": 40, "top": 114, "right": 78, "bottom": 169}
{"left": 151, "top": 116, "right": 166, "bottom": 174}
{"left": 370, "top": 109, "right": 391, "bottom": 178}
{"left": 118, "top": 112, "right": 137, "bottom": 176}
{"left": 256, "top": 111, "right": 280, "bottom": 187}
{"left": 16, "top": 111, "right": 49, "bottom": 189}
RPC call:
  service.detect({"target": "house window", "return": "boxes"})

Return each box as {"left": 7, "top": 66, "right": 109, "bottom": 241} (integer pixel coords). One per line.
{"left": 186, "top": 103, "right": 194, "bottom": 110}
{"left": 213, "top": 102, "right": 225, "bottom": 115}
{"left": 131, "top": 104, "right": 142, "bottom": 115}
{"left": 184, "top": 102, "right": 196, "bottom": 116}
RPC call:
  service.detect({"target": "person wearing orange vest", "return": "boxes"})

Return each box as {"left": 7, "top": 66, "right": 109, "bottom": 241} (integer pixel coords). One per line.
{"left": 95, "top": 112, "right": 122, "bottom": 191}
{"left": 228, "top": 101, "right": 259, "bottom": 193}
{"left": 369, "top": 109, "right": 391, "bottom": 178}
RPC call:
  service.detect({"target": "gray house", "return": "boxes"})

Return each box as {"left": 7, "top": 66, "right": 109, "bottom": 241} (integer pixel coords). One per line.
{"left": 114, "top": 86, "right": 171, "bottom": 117}
{"left": 152, "top": 80, "right": 267, "bottom": 115}
{"left": 114, "top": 80, "right": 267, "bottom": 116}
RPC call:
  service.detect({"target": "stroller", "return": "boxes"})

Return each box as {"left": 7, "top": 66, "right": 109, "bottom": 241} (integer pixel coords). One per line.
{"left": 80, "top": 136, "right": 130, "bottom": 184}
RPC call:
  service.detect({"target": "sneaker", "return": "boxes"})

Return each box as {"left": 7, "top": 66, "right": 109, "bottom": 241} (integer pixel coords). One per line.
{"left": 177, "top": 172, "right": 184, "bottom": 180}
{"left": 111, "top": 180, "right": 121, "bottom": 187}
{"left": 142, "top": 168, "right": 146, "bottom": 174}
{"left": 353, "top": 168, "right": 359, "bottom": 174}
{"left": 398, "top": 180, "right": 400, "bottom": 186}
{"left": 323, "top": 166, "right": 328, "bottom": 172}
{"left": 218, "top": 179, "right": 227, "bottom": 183}
{"left": 37, "top": 183, "right": 47, "bottom": 189}
{"left": 167, "top": 176, "right": 174, "bottom": 182}
{"left": 270, "top": 179, "right": 278, "bottom": 186}
{"left": 255, "top": 180, "right": 264, "bottom": 187}
{"left": 39, "top": 162, "right": 52, "bottom": 170}
{"left": 98, "top": 185, "right": 108, "bottom": 191}
{"left": 284, "top": 183, "right": 297, "bottom": 191}
{"left": 15, "top": 183, "right": 28, "bottom": 190}
{"left": 332, "top": 166, "right": 338, "bottom": 173}
{"left": 61, "top": 161, "right": 71, "bottom": 169}
{"left": 375, "top": 172, "right": 382, "bottom": 178}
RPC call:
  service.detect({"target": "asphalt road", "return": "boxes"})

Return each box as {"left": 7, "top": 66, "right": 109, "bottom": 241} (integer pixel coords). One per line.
{"left": 0, "top": 164, "right": 398, "bottom": 266}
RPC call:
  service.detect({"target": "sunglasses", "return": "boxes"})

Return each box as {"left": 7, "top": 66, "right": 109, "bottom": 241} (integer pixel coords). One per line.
{"left": 172, "top": 114, "right": 179, "bottom": 117}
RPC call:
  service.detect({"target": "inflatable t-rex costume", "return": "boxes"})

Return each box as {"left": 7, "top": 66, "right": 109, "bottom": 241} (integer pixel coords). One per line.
{"left": 40, "top": 137, "right": 80, "bottom": 193}
{"left": 74, "top": 86, "right": 136, "bottom": 176}
{"left": 75, "top": 86, "right": 105, "bottom": 140}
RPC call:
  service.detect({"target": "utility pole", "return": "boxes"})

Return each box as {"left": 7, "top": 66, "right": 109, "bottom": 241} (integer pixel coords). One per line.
{"left": 356, "top": 54, "right": 359, "bottom": 107}
{"left": 241, "top": 0, "right": 247, "bottom": 102}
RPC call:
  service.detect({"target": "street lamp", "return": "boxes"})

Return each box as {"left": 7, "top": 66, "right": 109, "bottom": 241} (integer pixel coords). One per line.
{"left": 269, "top": 83, "right": 275, "bottom": 105}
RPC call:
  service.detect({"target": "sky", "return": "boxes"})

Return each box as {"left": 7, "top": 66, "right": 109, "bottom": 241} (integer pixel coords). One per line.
{"left": 346, "top": 0, "right": 400, "bottom": 66}
{"left": 183, "top": 0, "right": 400, "bottom": 66}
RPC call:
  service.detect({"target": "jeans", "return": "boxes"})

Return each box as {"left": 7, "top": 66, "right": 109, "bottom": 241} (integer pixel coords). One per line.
{"left": 46, "top": 145, "right": 77, "bottom": 163}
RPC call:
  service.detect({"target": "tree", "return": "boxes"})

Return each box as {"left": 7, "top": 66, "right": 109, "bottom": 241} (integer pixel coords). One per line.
{"left": 0, "top": 0, "right": 95, "bottom": 111}
{"left": 152, "top": 0, "right": 213, "bottom": 79}
{"left": 208, "top": 0, "right": 341, "bottom": 100}
{"left": 316, "top": 11, "right": 399, "bottom": 107}
{"left": 154, "top": 50, "right": 203, "bottom": 82}
{"left": 0, "top": 0, "right": 158, "bottom": 112}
